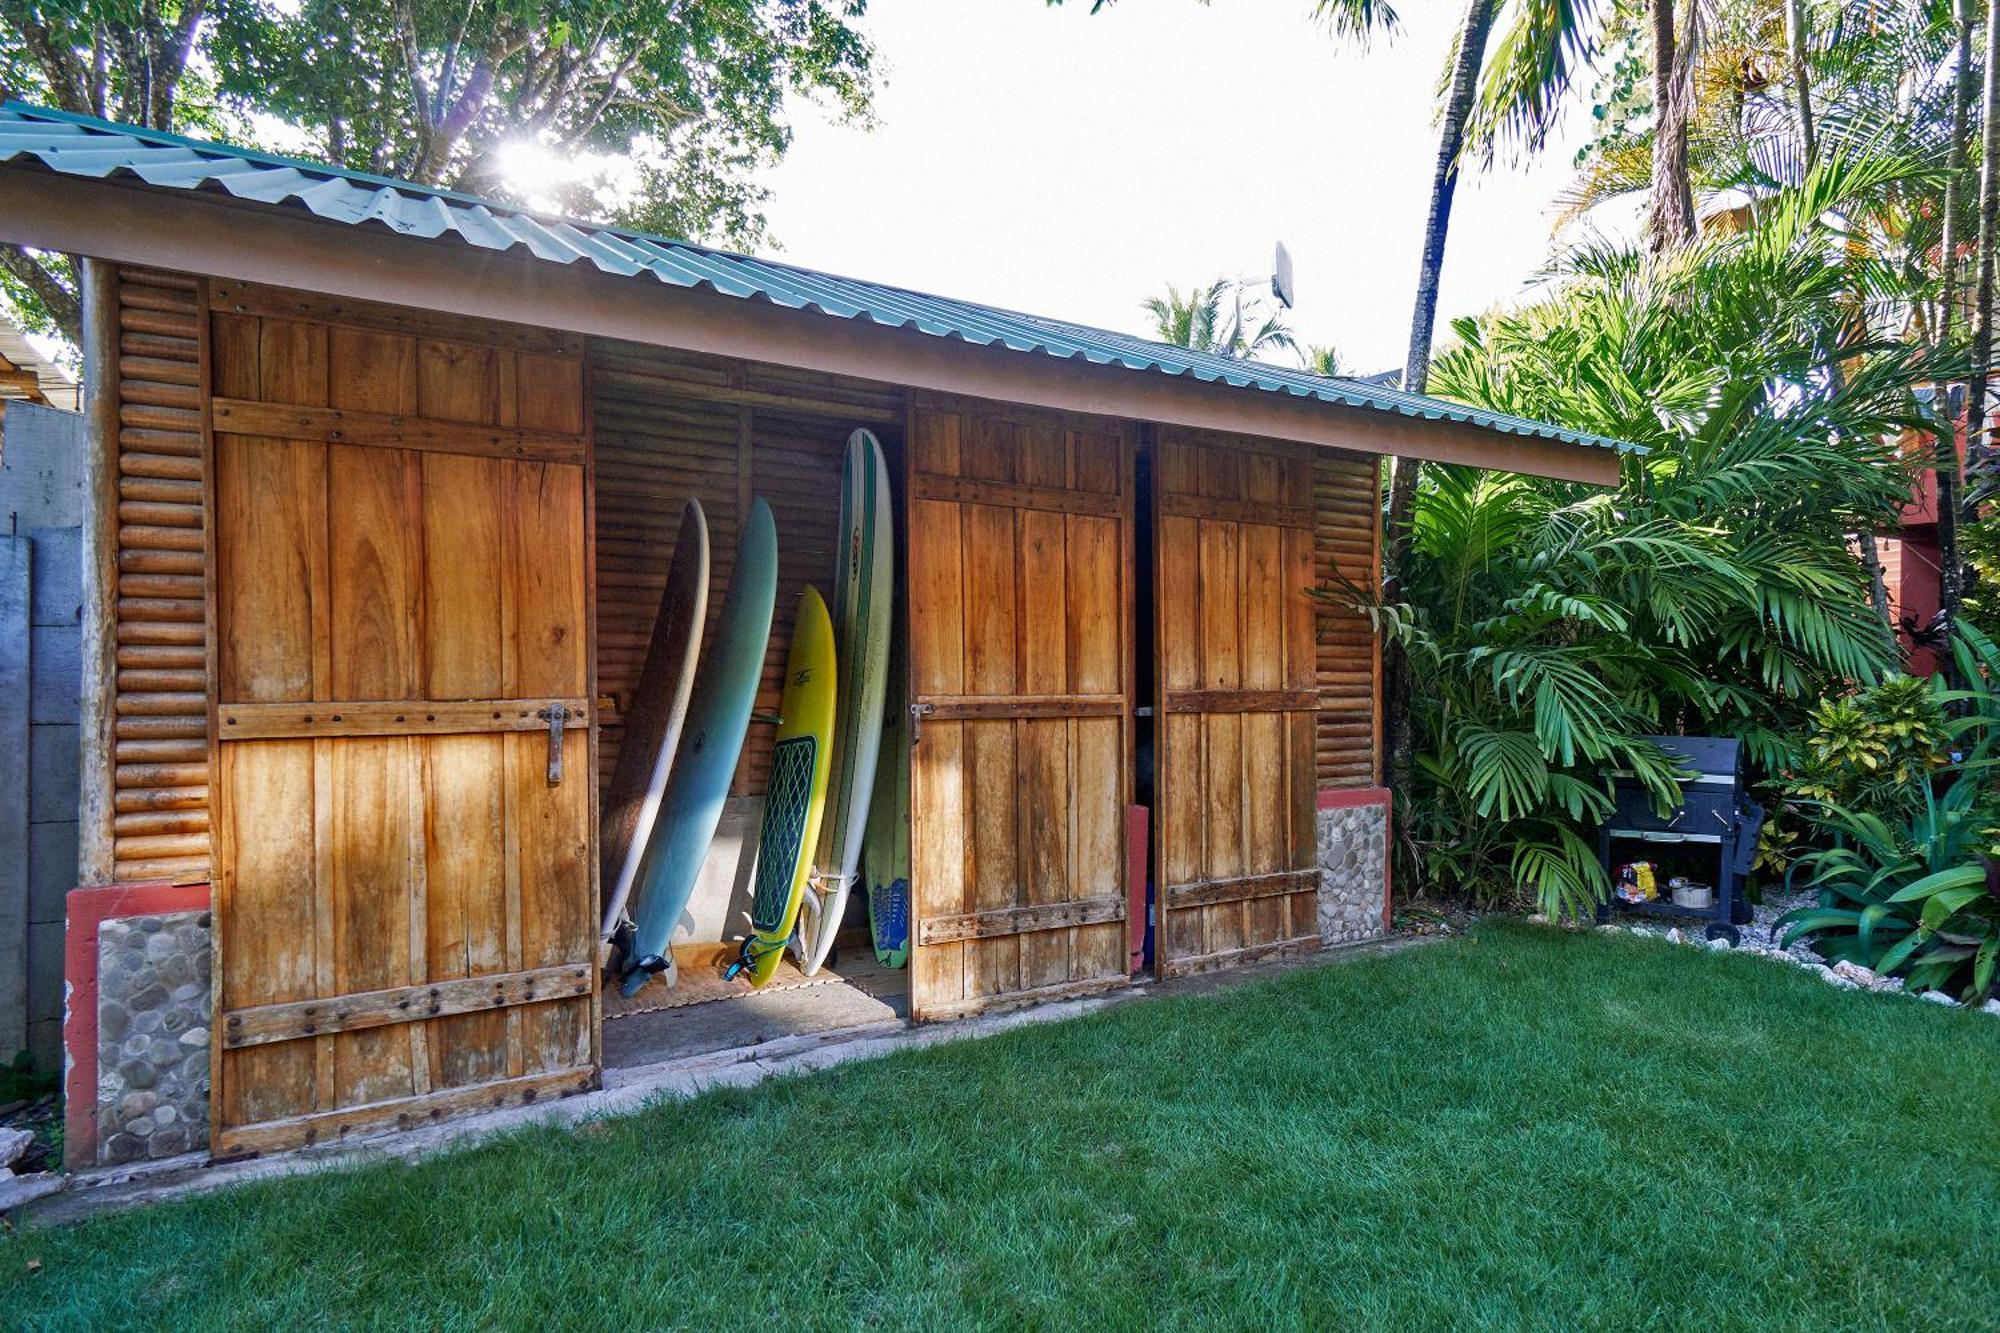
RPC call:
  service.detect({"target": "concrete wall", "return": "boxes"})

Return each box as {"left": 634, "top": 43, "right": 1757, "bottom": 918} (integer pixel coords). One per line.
{"left": 0, "top": 400, "right": 84, "bottom": 1072}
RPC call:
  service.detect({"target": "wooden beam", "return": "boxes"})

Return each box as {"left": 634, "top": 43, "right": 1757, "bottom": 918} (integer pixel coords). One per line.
{"left": 1158, "top": 492, "right": 1315, "bottom": 528}
{"left": 915, "top": 695, "right": 1126, "bottom": 721}
{"left": 917, "top": 894, "right": 1125, "bottom": 947}
{"left": 217, "top": 697, "right": 591, "bottom": 741}
{"left": 1162, "top": 689, "right": 1319, "bottom": 715}
{"left": 1164, "top": 869, "right": 1319, "bottom": 910}
{"left": 0, "top": 169, "right": 1624, "bottom": 485}
{"left": 220, "top": 963, "right": 594, "bottom": 1049}
{"left": 913, "top": 974, "right": 1128, "bottom": 1024}
{"left": 911, "top": 473, "right": 1124, "bottom": 517}
{"left": 210, "top": 397, "right": 585, "bottom": 464}
{"left": 211, "top": 1065, "right": 594, "bottom": 1157}
{"left": 1159, "top": 933, "right": 1319, "bottom": 979}
{"left": 78, "top": 258, "right": 120, "bottom": 886}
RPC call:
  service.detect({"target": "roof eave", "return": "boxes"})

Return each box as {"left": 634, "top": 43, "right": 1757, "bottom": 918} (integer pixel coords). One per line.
{"left": 0, "top": 161, "right": 1626, "bottom": 485}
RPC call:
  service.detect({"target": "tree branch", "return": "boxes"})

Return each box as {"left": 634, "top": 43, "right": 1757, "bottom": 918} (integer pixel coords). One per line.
{"left": 0, "top": 245, "right": 82, "bottom": 347}
{"left": 150, "top": 0, "right": 209, "bottom": 130}
{"left": 2, "top": 4, "right": 99, "bottom": 113}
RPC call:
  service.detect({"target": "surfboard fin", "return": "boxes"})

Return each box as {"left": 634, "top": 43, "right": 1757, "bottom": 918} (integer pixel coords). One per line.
{"left": 618, "top": 950, "right": 676, "bottom": 998}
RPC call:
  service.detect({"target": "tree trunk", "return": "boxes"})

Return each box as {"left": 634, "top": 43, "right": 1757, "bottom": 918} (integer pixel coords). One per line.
{"left": 1788, "top": 0, "right": 1891, "bottom": 635}
{"left": 1959, "top": 0, "right": 2000, "bottom": 637}
{"left": 1784, "top": 0, "right": 1815, "bottom": 165}
{"left": 1382, "top": 0, "right": 1497, "bottom": 817}
{"left": 1646, "top": 0, "right": 1697, "bottom": 253}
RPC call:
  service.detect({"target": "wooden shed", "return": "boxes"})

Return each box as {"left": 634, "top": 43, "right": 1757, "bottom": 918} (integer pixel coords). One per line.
{"left": 0, "top": 105, "right": 1630, "bottom": 1161}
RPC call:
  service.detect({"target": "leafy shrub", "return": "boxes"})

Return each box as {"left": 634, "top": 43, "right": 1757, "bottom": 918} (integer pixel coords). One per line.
{"left": 1780, "top": 784, "right": 2000, "bottom": 1002}
{"left": 1788, "top": 673, "right": 1947, "bottom": 817}
{"left": 1779, "top": 629, "right": 2000, "bottom": 1001}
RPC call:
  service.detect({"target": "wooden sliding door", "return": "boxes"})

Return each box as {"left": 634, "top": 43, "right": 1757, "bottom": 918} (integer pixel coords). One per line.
{"left": 905, "top": 399, "right": 1133, "bottom": 1021}
{"left": 1154, "top": 428, "right": 1320, "bottom": 976}
{"left": 208, "top": 283, "right": 597, "bottom": 1155}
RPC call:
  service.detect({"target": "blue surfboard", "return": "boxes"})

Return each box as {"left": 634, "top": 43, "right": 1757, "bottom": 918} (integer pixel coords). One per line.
{"left": 620, "top": 497, "right": 778, "bottom": 997}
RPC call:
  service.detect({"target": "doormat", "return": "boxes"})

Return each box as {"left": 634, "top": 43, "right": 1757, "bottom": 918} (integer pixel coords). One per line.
{"left": 602, "top": 942, "right": 846, "bottom": 1020}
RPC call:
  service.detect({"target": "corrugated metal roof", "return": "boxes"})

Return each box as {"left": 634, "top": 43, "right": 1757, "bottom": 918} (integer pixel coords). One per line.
{"left": 0, "top": 102, "right": 1640, "bottom": 458}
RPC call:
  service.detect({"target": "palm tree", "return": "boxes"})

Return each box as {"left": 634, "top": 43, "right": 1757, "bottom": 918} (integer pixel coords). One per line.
{"left": 1466, "top": 0, "right": 1699, "bottom": 254}
{"left": 1963, "top": 0, "right": 2000, "bottom": 635}
{"left": 1143, "top": 279, "right": 1300, "bottom": 361}
{"left": 1385, "top": 0, "right": 1499, "bottom": 807}
{"left": 1390, "top": 153, "right": 1947, "bottom": 914}
{"left": 1302, "top": 344, "right": 1348, "bottom": 376}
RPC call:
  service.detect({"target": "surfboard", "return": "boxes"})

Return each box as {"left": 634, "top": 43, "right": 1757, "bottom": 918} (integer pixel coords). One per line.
{"left": 797, "top": 429, "right": 894, "bottom": 975}
{"left": 729, "top": 585, "right": 837, "bottom": 988}
{"left": 598, "top": 499, "right": 708, "bottom": 945}
{"left": 863, "top": 675, "right": 911, "bottom": 969}
{"left": 619, "top": 498, "right": 778, "bottom": 998}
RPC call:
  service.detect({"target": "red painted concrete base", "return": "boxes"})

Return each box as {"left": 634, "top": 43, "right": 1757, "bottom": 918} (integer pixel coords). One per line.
{"left": 63, "top": 881, "right": 212, "bottom": 1167}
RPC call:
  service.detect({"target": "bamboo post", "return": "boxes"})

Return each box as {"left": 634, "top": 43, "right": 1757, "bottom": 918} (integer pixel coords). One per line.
{"left": 78, "top": 257, "right": 120, "bottom": 886}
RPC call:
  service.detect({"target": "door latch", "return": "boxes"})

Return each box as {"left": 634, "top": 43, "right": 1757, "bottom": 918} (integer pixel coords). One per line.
{"left": 540, "top": 702, "right": 567, "bottom": 786}
{"left": 909, "top": 701, "right": 934, "bottom": 746}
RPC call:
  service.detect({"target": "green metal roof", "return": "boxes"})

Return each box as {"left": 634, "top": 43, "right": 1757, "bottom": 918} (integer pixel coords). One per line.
{"left": 0, "top": 102, "right": 1641, "bottom": 460}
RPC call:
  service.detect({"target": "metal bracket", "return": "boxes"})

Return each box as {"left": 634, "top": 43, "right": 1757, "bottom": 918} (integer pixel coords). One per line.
{"left": 539, "top": 702, "right": 566, "bottom": 785}
{"left": 909, "top": 701, "right": 934, "bottom": 746}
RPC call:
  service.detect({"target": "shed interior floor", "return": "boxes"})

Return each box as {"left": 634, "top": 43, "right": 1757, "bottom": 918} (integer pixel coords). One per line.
{"left": 602, "top": 926, "right": 909, "bottom": 1070}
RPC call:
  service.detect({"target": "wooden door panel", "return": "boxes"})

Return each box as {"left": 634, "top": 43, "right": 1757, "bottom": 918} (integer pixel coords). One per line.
{"left": 1155, "top": 429, "right": 1321, "bottom": 976}
{"left": 209, "top": 292, "right": 595, "bottom": 1155}
{"left": 907, "top": 402, "right": 1133, "bottom": 1020}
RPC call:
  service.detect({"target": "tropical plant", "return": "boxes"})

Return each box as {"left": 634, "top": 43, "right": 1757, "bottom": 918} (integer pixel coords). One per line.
{"left": 1780, "top": 780, "right": 2000, "bottom": 1000}
{"left": 1302, "top": 344, "right": 1349, "bottom": 376}
{"left": 1383, "top": 152, "right": 1952, "bottom": 917}
{"left": 0, "top": 0, "right": 879, "bottom": 343}
{"left": 1142, "top": 279, "right": 1299, "bottom": 361}
{"left": 1788, "top": 673, "right": 1949, "bottom": 814}
{"left": 1777, "top": 626, "right": 2000, "bottom": 1000}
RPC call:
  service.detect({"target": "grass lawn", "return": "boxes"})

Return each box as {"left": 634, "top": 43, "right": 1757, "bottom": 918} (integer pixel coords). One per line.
{"left": 5, "top": 924, "right": 1997, "bottom": 1330}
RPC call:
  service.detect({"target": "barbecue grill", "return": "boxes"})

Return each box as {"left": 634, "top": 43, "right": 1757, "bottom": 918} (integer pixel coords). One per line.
{"left": 1595, "top": 735, "right": 1762, "bottom": 943}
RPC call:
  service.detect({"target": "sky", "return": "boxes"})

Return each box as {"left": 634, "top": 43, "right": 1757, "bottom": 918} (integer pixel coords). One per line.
{"left": 751, "top": 0, "right": 1603, "bottom": 377}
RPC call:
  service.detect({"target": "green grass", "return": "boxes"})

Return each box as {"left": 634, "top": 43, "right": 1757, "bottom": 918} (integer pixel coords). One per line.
{"left": 5, "top": 924, "right": 1998, "bottom": 1330}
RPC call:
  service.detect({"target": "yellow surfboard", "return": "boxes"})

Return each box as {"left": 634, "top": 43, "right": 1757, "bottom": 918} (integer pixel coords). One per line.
{"left": 729, "top": 586, "right": 836, "bottom": 987}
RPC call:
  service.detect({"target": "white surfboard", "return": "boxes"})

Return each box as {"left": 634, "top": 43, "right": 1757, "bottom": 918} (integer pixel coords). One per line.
{"left": 599, "top": 499, "right": 708, "bottom": 944}
{"left": 797, "top": 429, "right": 894, "bottom": 975}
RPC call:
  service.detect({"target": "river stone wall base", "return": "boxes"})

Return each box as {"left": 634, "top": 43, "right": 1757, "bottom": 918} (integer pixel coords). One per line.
{"left": 96, "top": 911, "right": 211, "bottom": 1165}
{"left": 1318, "top": 801, "right": 1388, "bottom": 944}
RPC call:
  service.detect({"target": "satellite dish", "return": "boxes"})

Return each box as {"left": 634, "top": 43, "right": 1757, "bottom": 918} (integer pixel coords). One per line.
{"left": 1271, "top": 241, "right": 1295, "bottom": 309}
